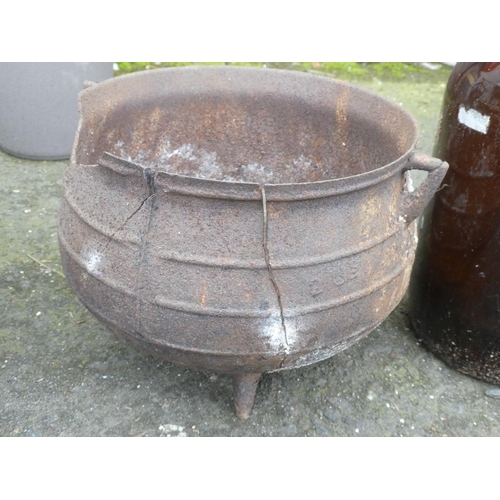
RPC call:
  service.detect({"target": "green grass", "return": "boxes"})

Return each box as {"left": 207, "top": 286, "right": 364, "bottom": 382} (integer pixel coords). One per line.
{"left": 115, "top": 62, "right": 451, "bottom": 82}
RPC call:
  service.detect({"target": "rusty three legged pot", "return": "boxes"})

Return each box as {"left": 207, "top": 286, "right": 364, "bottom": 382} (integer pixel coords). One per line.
{"left": 58, "top": 67, "right": 447, "bottom": 419}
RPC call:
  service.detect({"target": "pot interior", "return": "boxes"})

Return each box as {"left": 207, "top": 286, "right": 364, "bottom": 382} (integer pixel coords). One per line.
{"left": 76, "top": 68, "right": 417, "bottom": 184}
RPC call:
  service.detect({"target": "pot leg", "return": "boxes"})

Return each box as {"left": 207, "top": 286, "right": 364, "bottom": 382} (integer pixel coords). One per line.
{"left": 232, "top": 372, "right": 262, "bottom": 420}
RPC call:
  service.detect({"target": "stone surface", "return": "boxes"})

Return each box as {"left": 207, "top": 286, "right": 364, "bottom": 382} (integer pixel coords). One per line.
{"left": 2, "top": 67, "right": 500, "bottom": 436}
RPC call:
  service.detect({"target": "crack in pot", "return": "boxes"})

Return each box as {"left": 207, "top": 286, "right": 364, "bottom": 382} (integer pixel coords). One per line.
{"left": 260, "top": 185, "right": 289, "bottom": 365}
{"left": 134, "top": 169, "right": 157, "bottom": 332}
{"left": 98, "top": 166, "right": 157, "bottom": 255}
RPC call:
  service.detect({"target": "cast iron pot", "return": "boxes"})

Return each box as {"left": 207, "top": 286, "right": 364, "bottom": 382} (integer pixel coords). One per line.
{"left": 58, "top": 66, "right": 447, "bottom": 418}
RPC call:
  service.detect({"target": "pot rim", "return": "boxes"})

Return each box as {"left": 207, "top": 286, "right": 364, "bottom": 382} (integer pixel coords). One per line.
{"left": 75, "top": 66, "right": 420, "bottom": 201}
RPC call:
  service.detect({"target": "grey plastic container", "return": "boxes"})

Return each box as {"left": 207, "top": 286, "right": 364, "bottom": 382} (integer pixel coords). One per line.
{"left": 0, "top": 62, "right": 114, "bottom": 160}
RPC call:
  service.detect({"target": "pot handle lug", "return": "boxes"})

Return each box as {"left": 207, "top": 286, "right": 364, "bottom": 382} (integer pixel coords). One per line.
{"left": 401, "top": 151, "right": 448, "bottom": 224}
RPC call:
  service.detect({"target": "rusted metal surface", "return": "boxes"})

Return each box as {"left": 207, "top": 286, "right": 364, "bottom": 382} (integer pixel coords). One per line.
{"left": 58, "top": 66, "right": 448, "bottom": 418}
